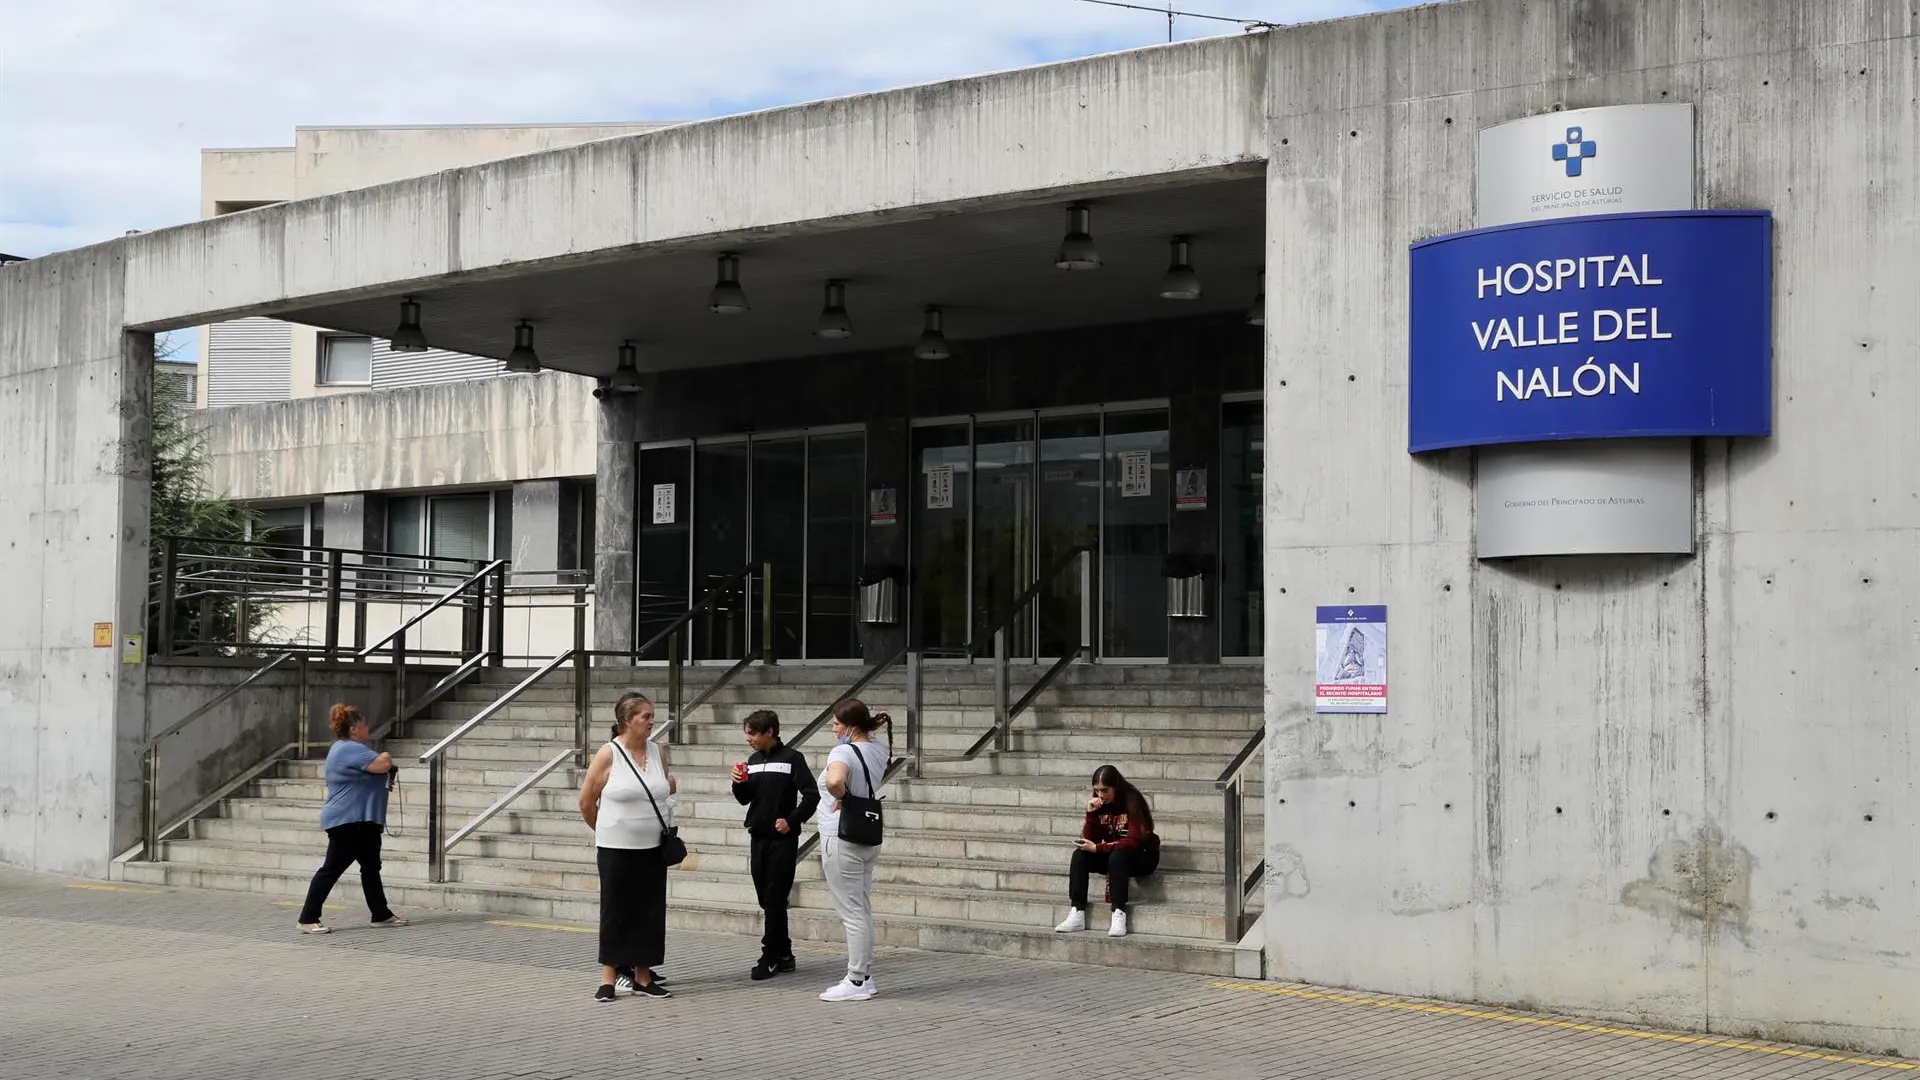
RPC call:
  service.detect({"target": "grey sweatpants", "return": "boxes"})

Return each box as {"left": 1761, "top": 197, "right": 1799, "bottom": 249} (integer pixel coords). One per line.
{"left": 820, "top": 835, "right": 880, "bottom": 980}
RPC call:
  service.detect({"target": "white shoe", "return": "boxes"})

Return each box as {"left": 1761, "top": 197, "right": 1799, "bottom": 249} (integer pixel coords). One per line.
{"left": 820, "top": 977, "right": 876, "bottom": 1002}
{"left": 1108, "top": 910, "right": 1129, "bottom": 937}
{"left": 1054, "top": 909, "right": 1087, "bottom": 933}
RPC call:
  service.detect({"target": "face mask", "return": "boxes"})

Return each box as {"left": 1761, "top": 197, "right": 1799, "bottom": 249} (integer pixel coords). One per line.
{"left": 836, "top": 733, "right": 853, "bottom": 744}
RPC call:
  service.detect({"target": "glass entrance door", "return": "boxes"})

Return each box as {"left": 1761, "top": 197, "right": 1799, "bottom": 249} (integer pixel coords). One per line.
{"left": 973, "top": 418, "right": 1036, "bottom": 659}
{"left": 1037, "top": 414, "right": 1101, "bottom": 658}
{"left": 912, "top": 423, "right": 972, "bottom": 656}
{"left": 907, "top": 406, "right": 1169, "bottom": 662}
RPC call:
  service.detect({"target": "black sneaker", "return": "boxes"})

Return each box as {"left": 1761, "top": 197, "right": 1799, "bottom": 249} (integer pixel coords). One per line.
{"left": 594, "top": 984, "right": 617, "bottom": 1003}
{"left": 775, "top": 955, "right": 797, "bottom": 973}
{"left": 751, "top": 960, "right": 779, "bottom": 981}
{"left": 633, "top": 979, "right": 671, "bottom": 999}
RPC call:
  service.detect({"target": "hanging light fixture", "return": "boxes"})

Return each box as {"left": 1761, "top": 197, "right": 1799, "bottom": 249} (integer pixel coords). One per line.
{"left": 505, "top": 320, "right": 540, "bottom": 373}
{"left": 1159, "top": 236, "right": 1202, "bottom": 300}
{"left": 708, "top": 253, "right": 749, "bottom": 314}
{"left": 1247, "top": 270, "right": 1266, "bottom": 326}
{"left": 608, "top": 341, "right": 643, "bottom": 392}
{"left": 390, "top": 297, "right": 429, "bottom": 353}
{"left": 1054, "top": 202, "right": 1100, "bottom": 270}
{"left": 913, "top": 306, "right": 951, "bottom": 361}
{"left": 814, "top": 279, "right": 853, "bottom": 339}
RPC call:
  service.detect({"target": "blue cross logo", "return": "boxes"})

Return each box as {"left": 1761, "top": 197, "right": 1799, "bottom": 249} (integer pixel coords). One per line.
{"left": 1552, "top": 126, "right": 1597, "bottom": 177}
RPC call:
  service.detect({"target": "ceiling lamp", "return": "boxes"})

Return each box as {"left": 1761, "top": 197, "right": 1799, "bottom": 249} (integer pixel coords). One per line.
{"left": 1159, "top": 236, "right": 1201, "bottom": 300}
{"left": 505, "top": 321, "right": 540, "bottom": 373}
{"left": 390, "top": 297, "right": 429, "bottom": 353}
{"left": 815, "top": 280, "right": 853, "bottom": 339}
{"left": 1055, "top": 202, "right": 1100, "bottom": 270}
{"left": 1247, "top": 270, "right": 1265, "bottom": 326}
{"left": 609, "top": 341, "right": 643, "bottom": 392}
{"left": 708, "top": 253, "right": 749, "bottom": 314}
{"left": 913, "top": 306, "right": 951, "bottom": 361}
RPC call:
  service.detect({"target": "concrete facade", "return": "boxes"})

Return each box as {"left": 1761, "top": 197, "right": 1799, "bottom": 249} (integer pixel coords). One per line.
{"left": 197, "top": 124, "right": 676, "bottom": 406}
{"left": 0, "top": 0, "right": 1914, "bottom": 1055}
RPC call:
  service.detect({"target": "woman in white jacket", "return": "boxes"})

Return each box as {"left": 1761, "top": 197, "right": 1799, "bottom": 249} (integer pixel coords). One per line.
{"left": 815, "top": 697, "right": 890, "bottom": 1002}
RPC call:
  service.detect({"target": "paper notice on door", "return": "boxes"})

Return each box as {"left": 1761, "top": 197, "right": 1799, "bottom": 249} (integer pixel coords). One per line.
{"left": 1119, "top": 451, "right": 1151, "bottom": 498}
{"left": 927, "top": 465, "right": 954, "bottom": 509}
{"left": 651, "top": 483, "right": 676, "bottom": 525}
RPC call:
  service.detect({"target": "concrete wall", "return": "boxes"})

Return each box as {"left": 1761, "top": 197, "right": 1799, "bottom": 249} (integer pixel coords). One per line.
{"left": 144, "top": 662, "right": 401, "bottom": 835}
{"left": 0, "top": 249, "right": 149, "bottom": 873}
{"left": 1262, "top": 0, "right": 1917, "bottom": 1056}
{"left": 199, "top": 371, "right": 596, "bottom": 500}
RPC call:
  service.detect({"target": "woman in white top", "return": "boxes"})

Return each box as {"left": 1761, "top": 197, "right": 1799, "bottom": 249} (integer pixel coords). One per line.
{"left": 816, "top": 697, "right": 890, "bottom": 1002}
{"left": 578, "top": 692, "right": 676, "bottom": 1002}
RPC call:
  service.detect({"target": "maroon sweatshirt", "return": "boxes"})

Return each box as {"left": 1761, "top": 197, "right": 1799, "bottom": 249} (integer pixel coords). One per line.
{"left": 1082, "top": 798, "right": 1159, "bottom": 854}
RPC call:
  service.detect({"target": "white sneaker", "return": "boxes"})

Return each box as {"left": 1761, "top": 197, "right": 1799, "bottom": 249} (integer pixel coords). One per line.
{"left": 1054, "top": 909, "right": 1087, "bottom": 933}
{"left": 1108, "top": 909, "right": 1129, "bottom": 937}
{"left": 820, "top": 977, "right": 876, "bottom": 1002}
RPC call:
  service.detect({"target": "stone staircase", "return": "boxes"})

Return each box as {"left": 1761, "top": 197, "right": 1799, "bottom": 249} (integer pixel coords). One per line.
{"left": 126, "top": 663, "right": 1265, "bottom": 975}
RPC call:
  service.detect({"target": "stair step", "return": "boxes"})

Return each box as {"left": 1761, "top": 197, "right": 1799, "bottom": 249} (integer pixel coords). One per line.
{"left": 120, "top": 860, "right": 1240, "bottom": 976}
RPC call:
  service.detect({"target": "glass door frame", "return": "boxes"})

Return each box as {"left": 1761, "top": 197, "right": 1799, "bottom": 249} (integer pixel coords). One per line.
{"left": 906, "top": 399, "right": 1172, "bottom": 666}
{"left": 908, "top": 414, "right": 976, "bottom": 665}
{"left": 634, "top": 423, "right": 867, "bottom": 665}
{"left": 1218, "top": 391, "right": 1265, "bottom": 665}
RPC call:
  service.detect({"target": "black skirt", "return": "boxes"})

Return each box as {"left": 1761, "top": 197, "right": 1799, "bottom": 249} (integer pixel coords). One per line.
{"left": 597, "top": 845, "right": 667, "bottom": 968}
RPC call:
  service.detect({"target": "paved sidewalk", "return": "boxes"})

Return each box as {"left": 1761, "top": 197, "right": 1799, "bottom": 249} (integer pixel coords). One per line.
{"left": 0, "top": 868, "right": 1909, "bottom": 1080}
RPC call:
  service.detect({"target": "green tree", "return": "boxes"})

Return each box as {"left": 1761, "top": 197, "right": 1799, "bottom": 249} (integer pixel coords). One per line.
{"left": 147, "top": 332, "right": 270, "bottom": 654}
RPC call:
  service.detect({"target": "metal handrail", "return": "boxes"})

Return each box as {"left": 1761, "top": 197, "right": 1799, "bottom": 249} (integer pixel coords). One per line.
{"left": 788, "top": 645, "right": 910, "bottom": 749}
{"left": 1215, "top": 727, "right": 1265, "bottom": 941}
{"left": 968, "top": 543, "right": 1093, "bottom": 659}
{"left": 357, "top": 559, "right": 507, "bottom": 659}
{"left": 961, "top": 546, "right": 1094, "bottom": 757}
{"left": 143, "top": 651, "right": 298, "bottom": 749}
{"left": 443, "top": 746, "right": 576, "bottom": 852}
{"left": 632, "top": 560, "right": 762, "bottom": 660}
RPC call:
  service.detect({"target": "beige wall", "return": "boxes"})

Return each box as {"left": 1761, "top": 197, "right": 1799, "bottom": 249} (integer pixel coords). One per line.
{"left": 196, "top": 123, "right": 676, "bottom": 401}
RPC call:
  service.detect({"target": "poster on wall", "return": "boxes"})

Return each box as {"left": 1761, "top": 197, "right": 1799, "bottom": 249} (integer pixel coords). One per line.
{"left": 651, "top": 483, "right": 676, "bottom": 525}
{"left": 1314, "top": 605, "right": 1387, "bottom": 713}
{"left": 1174, "top": 466, "right": 1207, "bottom": 511}
{"left": 1119, "top": 451, "right": 1151, "bottom": 498}
{"left": 868, "top": 486, "right": 898, "bottom": 526}
{"left": 927, "top": 465, "right": 954, "bottom": 510}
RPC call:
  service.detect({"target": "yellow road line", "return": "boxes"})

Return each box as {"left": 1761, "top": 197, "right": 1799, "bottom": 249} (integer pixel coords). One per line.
{"left": 1210, "top": 981, "right": 1916, "bottom": 1071}
{"left": 66, "top": 883, "right": 161, "bottom": 894}
{"left": 489, "top": 919, "right": 594, "bottom": 934}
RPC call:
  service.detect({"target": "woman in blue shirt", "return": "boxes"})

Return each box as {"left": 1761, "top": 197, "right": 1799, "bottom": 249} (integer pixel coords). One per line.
{"left": 297, "top": 704, "right": 408, "bottom": 934}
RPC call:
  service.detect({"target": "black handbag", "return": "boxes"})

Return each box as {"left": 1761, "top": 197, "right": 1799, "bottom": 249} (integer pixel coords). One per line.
{"left": 836, "top": 742, "right": 885, "bottom": 847}
{"left": 611, "top": 740, "right": 688, "bottom": 867}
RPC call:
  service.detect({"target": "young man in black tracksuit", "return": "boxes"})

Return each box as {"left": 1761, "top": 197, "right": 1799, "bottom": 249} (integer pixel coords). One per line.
{"left": 730, "top": 709, "right": 820, "bottom": 980}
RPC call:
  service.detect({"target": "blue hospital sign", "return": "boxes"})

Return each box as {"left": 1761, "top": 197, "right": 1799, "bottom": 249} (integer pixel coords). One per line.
{"left": 1408, "top": 209, "right": 1773, "bottom": 453}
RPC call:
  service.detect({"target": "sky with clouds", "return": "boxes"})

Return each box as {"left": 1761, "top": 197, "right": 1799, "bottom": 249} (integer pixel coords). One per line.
{"left": 0, "top": 0, "right": 1425, "bottom": 259}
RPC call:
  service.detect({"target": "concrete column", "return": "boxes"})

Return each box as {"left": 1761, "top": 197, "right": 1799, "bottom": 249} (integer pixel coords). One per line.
{"left": 859, "top": 417, "right": 910, "bottom": 661}
{"left": 1167, "top": 391, "right": 1221, "bottom": 665}
{"left": 0, "top": 248, "right": 150, "bottom": 874}
{"left": 592, "top": 396, "right": 641, "bottom": 660}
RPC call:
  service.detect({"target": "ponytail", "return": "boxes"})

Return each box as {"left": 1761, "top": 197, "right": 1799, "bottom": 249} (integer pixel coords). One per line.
{"left": 328, "top": 704, "right": 363, "bottom": 738}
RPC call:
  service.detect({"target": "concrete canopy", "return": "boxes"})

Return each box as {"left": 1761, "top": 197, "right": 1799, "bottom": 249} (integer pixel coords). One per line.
{"left": 270, "top": 173, "right": 1267, "bottom": 377}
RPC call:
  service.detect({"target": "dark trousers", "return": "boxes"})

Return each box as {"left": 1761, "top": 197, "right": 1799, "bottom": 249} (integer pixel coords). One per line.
{"left": 598, "top": 846, "right": 667, "bottom": 970}
{"left": 1069, "top": 846, "right": 1160, "bottom": 913}
{"left": 299, "top": 821, "right": 393, "bottom": 924}
{"left": 751, "top": 831, "right": 800, "bottom": 962}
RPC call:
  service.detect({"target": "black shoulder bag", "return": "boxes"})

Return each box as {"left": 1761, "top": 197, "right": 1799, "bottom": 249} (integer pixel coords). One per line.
{"left": 611, "top": 741, "right": 688, "bottom": 866}
{"left": 836, "top": 742, "right": 885, "bottom": 847}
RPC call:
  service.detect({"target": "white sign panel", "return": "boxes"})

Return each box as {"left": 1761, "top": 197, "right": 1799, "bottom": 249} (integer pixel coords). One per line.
{"left": 927, "top": 465, "right": 954, "bottom": 510}
{"left": 1478, "top": 103, "right": 1695, "bottom": 227}
{"left": 1118, "top": 451, "right": 1151, "bottom": 498}
{"left": 1475, "top": 440, "right": 1694, "bottom": 558}
{"left": 1475, "top": 102, "right": 1698, "bottom": 557}
{"left": 651, "top": 483, "right": 676, "bottom": 525}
